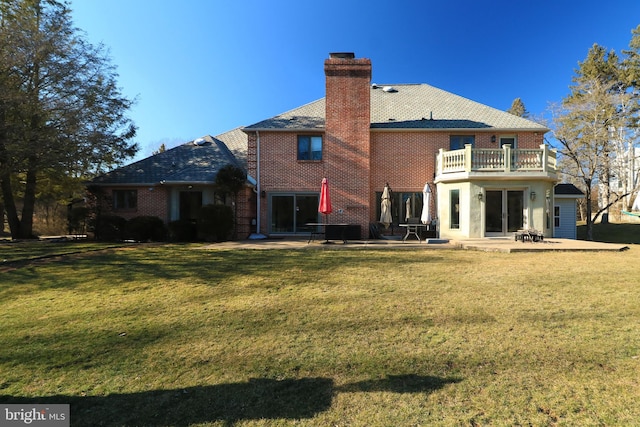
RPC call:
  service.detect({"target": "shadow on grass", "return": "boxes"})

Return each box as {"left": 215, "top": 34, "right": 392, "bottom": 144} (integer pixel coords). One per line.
{"left": 1, "top": 375, "right": 460, "bottom": 426}
{"left": 338, "top": 374, "right": 461, "bottom": 393}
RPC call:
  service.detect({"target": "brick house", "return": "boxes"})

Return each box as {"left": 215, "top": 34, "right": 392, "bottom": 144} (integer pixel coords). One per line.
{"left": 90, "top": 131, "right": 256, "bottom": 238}
{"left": 92, "top": 52, "right": 578, "bottom": 240}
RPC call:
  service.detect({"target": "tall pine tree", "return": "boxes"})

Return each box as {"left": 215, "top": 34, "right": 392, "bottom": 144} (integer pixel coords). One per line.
{"left": 507, "top": 98, "right": 529, "bottom": 117}
{"left": 0, "top": 0, "right": 137, "bottom": 238}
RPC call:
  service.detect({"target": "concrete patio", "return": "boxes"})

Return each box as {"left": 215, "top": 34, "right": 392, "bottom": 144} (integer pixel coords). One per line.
{"left": 208, "top": 236, "right": 631, "bottom": 252}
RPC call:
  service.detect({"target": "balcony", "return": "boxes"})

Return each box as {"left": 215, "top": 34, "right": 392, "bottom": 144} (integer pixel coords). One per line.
{"left": 435, "top": 144, "right": 558, "bottom": 183}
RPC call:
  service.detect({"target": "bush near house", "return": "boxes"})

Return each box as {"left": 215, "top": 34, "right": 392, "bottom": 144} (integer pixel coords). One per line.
{"left": 125, "top": 216, "right": 166, "bottom": 242}
{"left": 93, "top": 215, "right": 127, "bottom": 241}
{"left": 197, "top": 204, "right": 234, "bottom": 242}
{"left": 168, "top": 219, "right": 197, "bottom": 242}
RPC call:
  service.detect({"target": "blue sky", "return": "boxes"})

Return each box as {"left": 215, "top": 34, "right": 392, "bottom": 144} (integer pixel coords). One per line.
{"left": 70, "top": 0, "right": 640, "bottom": 162}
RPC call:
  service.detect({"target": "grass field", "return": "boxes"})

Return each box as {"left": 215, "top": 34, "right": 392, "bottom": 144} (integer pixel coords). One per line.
{"left": 1, "top": 230, "right": 640, "bottom": 425}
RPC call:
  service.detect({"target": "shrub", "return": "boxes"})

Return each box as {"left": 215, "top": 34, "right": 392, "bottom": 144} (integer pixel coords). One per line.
{"left": 168, "top": 219, "right": 197, "bottom": 242}
{"left": 198, "top": 204, "right": 234, "bottom": 242}
{"left": 126, "top": 216, "right": 166, "bottom": 242}
{"left": 94, "top": 215, "right": 127, "bottom": 241}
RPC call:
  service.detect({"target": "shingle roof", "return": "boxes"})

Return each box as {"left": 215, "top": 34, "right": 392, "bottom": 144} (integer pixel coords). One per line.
{"left": 243, "top": 84, "right": 548, "bottom": 132}
{"left": 244, "top": 99, "right": 326, "bottom": 130}
{"left": 555, "top": 183, "right": 585, "bottom": 196}
{"left": 91, "top": 131, "right": 246, "bottom": 185}
{"left": 212, "top": 127, "right": 248, "bottom": 169}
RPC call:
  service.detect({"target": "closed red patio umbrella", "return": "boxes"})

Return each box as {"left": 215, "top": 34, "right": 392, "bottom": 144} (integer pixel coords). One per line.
{"left": 319, "top": 177, "right": 332, "bottom": 220}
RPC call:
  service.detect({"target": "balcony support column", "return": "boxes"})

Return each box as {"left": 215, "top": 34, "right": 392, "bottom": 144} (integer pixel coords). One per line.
{"left": 464, "top": 144, "right": 473, "bottom": 172}
{"left": 503, "top": 144, "right": 511, "bottom": 172}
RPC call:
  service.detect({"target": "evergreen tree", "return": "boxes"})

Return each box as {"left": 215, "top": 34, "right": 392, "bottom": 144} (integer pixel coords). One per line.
{"left": 507, "top": 98, "right": 528, "bottom": 117}
{"left": 152, "top": 143, "right": 167, "bottom": 155}
{"left": 215, "top": 164, "right": 246, "bottom": 239}
{"left": 0, "top": 0, "right": 137, "bottom": 238}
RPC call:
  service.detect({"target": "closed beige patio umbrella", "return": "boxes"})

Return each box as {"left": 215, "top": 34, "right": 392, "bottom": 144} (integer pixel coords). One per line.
{"left": 380, "top": 183, "right": 392, "bottom": 229}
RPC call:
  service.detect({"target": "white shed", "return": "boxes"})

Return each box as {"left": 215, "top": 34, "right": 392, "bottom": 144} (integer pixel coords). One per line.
{"left": 554, "top": 184, "right": 584, "bottom": 239}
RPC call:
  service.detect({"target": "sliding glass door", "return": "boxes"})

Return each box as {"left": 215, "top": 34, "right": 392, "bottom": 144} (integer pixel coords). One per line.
{"left": 270, "top": 193, "right": 319, "bottom": 234}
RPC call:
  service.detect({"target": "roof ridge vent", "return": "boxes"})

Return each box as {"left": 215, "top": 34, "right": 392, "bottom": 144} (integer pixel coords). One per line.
{"left": 382, "top": 86, "right": 397, "bottom": 93}
{"left": 193, "top": 137, "right": 207, "bottom": 146}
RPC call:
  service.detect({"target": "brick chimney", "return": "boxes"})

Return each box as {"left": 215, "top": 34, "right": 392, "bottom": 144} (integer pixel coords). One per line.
{"left": 324, "top": 53, "right": 372, "bottom": 238}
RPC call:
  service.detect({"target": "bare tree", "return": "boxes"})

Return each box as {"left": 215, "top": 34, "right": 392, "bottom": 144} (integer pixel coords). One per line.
{"left": 552, "top": 78, "right": 620, "bottom": 240}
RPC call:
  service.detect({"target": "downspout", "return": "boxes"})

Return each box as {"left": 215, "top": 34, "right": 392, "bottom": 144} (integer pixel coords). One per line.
{"left": 249, "top": 130, "right": 266, "bottom": 239}
{"left": 256, "top": 130, "right": 261, "bottom": 234}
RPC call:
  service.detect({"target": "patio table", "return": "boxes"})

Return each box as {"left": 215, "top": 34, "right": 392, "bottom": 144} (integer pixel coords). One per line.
{"left": 399, "top": 223, "right": 427, "bottom": 242}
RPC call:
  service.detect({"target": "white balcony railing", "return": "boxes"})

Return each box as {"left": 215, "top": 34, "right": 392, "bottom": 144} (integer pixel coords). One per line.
{"left": 436, "top": 144, "right": 557, "bottom": 177}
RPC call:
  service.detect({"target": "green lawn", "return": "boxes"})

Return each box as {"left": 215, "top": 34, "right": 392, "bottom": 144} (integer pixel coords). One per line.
{"left": 1, "top": 242, "right": 640, "bottom": 426}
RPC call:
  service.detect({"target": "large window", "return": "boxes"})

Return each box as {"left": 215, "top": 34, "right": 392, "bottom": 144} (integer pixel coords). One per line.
{"left": 113, "top": 189, "right": 137, "bottom": 210}
{"left": 450, "top": 135, "right": 474, "bottom": 150}
{"left": 298, "top": 135, "right": 323, "bottom": 160}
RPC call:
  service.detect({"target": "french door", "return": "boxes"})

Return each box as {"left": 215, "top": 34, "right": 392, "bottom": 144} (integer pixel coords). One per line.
{"left": 485, "top": 190, "right": 524, "bottom": 236}
{"left": 270, "top": 193, "right": 319, "bottom": 234}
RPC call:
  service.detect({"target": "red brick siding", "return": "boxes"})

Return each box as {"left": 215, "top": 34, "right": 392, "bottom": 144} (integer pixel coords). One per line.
{"left": 98, "top": 186, "right": 169, "bottom": 222}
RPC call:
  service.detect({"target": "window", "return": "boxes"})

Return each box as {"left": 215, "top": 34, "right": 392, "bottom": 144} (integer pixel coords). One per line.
{"left": 374, "top": 191, "right": 424, "bottom": 226}
{"left": 450, "top": 189, "right": 460, "bottom": 229}
{"left": 554, "top": 206, "right": 561, "bottom": 228}
{"left": 113, "top": 190, "right": 137, "bottom": 210}
{"left": 450, "top": 135, "right": 475, "bottom": 150}
{"left": 298, "top": 135, "right": 323, "bottom": 160}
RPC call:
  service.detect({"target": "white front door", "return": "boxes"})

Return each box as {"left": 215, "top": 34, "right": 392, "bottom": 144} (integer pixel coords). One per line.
{"left": 485, "top": 190, "right": 524, "bottom": 236}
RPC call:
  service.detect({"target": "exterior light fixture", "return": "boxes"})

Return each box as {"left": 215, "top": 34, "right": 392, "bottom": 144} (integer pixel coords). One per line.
{"left": 530, "top": 191, "right": 536, "bottom": 201}
{"left": 491, "top": 135, "right": 496, "bottom": 143}
{"left": 478, "top": 191, "right": 483, "bottom": 201}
